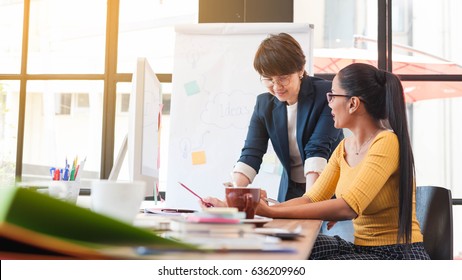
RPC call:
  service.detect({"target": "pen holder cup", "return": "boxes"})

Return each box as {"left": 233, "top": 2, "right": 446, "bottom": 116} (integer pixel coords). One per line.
{"left": 18, "top": 181, "right": 81, "bottom": 204}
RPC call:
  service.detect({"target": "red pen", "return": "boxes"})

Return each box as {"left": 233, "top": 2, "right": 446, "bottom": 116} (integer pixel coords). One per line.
{"left": 74, "top": 165, "right": 80, "bottom": 180}
{"left": 53, "top": 169, "right": 60, "bottom": 181}
{"left": 178, "top": 182, "right": 214, "bottom": 207}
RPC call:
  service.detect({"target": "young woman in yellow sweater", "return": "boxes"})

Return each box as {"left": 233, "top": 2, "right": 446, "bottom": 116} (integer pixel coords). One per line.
{"left": 256, "top": 63, "right": 430, "bottom": 260}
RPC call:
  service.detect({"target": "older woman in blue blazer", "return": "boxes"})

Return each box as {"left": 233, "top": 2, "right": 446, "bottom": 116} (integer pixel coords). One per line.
{"left": 203, "top": 33, "right": 343, "bottom": 206}
{"left": 231, "top": 33, "right": 344, "bottom": 202}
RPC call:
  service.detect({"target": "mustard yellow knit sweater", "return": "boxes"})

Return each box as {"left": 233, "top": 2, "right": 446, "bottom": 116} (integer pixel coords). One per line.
{"left": 305, "top": 131, "right": 423, "bottom": 246}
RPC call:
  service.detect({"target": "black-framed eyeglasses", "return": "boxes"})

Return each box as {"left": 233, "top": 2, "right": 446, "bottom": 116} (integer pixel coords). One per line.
{"left": 260, "top": 75, "right": 291, "bottom": 87}
{"left": 326, "top": 92, "right": 352, "bottom": 103}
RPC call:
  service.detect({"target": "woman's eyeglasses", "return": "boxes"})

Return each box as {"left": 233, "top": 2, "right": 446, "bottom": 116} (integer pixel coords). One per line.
{"left": 260, "top": 75, "right": 291, "bottom": 87}
{"left": 326, "top": 92, "right": 352, "bottom": 103}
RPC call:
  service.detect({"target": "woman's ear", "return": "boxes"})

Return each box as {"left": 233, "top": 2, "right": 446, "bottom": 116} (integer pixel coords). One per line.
{"left": 348, "top": 97, "right": 360, "bottom": 113}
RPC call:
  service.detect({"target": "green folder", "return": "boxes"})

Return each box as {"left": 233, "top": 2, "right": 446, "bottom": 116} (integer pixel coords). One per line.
{"left": 0, "top": 187, "right": 198, "bottom": 259}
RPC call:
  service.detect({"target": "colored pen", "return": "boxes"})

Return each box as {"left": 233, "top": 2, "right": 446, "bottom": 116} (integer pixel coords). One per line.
{"left": 50, "top": 167, "right": 56, "bottom": 179}
{"left": 73, "top": 157, "right": 86, "bottom": 181}
{"left": 80, "top": 157, "right": 86, "bottom": 171}
{"left": 73, "top": 156, "right": 78, "bottom": 169}
{"left": 70, "top": 167, "right": 75, "bottom": 181}
{"left": 53, "top": 169, "right": 60, "bottom": 181}
{"left": 74, "top": 165, "right": 80, "bottom": 180}
{"left": 77, "top": 157, "right": 86, "bottom": 179}
{"left": 63, "top": 165, "right": 69, "bottom": 181}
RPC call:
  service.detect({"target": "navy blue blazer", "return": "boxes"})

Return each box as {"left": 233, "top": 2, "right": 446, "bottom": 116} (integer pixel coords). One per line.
{"left": 237, "top": 76, "right": 344, "bottom": 201}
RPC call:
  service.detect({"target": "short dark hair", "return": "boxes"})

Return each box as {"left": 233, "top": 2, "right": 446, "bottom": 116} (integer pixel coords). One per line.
{"left": 253, "top": 33, "right": 307, "bottom": 77}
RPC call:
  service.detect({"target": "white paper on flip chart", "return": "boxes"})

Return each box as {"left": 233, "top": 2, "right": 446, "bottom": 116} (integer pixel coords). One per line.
{"left": 167, "top": 23, "right": 314, "bottom": 210}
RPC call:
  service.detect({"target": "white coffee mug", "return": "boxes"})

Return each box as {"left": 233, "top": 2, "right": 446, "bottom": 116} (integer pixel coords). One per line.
{"left": 90, "top": 180, "right": 146, "bottom": 223}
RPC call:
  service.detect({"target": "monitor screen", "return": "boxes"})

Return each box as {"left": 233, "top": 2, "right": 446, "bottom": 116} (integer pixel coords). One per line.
{"left": 129, "top": 57, "right": 162, "bottom": 197}
{"left": 110, "top": 57, "right": 162, "bottom": 198}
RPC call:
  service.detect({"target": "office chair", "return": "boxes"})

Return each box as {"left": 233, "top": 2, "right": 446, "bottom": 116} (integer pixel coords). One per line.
{"left": 416, "top": 186, "right": 454, "bottom": 260}
{"left": 320, "top": 220, "right": 354, "bottom": 243}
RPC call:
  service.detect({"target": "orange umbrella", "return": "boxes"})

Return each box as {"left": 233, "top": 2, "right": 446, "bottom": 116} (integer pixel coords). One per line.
{"left": 313, "top": 48, "right": 462, "bottom": 103}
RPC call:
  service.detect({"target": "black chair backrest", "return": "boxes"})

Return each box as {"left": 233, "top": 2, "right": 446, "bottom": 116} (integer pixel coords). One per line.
{"left": 416, "top": 186, "right": 453, "bottom": 260}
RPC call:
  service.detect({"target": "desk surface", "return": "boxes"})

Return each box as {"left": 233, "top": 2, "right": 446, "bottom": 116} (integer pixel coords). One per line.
{"left": 2, "top": 197, "right": 321, "bottom": 260}
{"left": 110, "top": 214, "right": 322, "bottom": 260}
{"left": 79, "top": 197, "right": 321, "bottom": 259}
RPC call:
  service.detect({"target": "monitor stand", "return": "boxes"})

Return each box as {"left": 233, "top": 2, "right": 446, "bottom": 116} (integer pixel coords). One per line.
{"left": 108, "top": 134, "right": 159, "bottom": 204}
{"left": 108, "top": 134, "right": 128, "bottom": 182}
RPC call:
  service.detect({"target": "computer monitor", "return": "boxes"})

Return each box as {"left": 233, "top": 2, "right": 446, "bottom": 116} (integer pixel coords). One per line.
{"left": 109, "top": 57, "right": 162, "bottom": 199}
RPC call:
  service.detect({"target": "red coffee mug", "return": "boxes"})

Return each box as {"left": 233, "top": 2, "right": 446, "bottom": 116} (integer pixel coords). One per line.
{"left": 225, "top": 187, "right": 260, "bottom": 219}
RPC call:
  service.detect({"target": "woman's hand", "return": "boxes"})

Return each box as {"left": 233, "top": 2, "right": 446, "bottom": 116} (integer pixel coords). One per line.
{"left": 232, "top": 172, "right": 251, "bottom": 187}
{"left": 199, "top": 197, "right": 228, "bottom": 209}
{"left": 255, "top": 191, "right": 273, "bottom": 217}
{"left": 326, "top": 221, "right": 337, "bottom": 230}
{"left": 256, "top": 199, "right": 272, "bottom": 217}
{"left": 260, "top": 189, "right": 268, "bottom": 202}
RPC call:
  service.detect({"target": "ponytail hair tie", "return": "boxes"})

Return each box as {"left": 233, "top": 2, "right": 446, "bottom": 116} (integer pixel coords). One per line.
{"left": 376, "top": 69, "right": 386, "bottom": 86}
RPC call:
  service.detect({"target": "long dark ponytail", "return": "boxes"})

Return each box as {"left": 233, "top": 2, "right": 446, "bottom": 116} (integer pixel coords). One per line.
{"left": 383, "top": 71, "right": 414, "bottom": 244}
{"left": 338, "top": 63, "right": 414, "bottom": 244}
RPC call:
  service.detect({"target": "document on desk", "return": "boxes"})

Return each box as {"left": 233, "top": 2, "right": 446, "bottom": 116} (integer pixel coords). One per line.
{"left": 144, "top": 208, "right": 196, "bottom": 216}
{"left": 169, "top": 218, "right": 255, "bottom": 234}
{"left": 158, "top": 232, "right": 297, "bottom": 253}
{"left": 255, "top": 226, "right": 303, "bottom": 240}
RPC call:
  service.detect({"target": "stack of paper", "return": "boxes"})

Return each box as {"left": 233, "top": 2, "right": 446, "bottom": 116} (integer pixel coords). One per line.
{"left": 168, "top": 207, "right": 253, "bottom": 234}
{"left": 163, "top": 207, "right": 294, "bottom": 252}
{"left": 169, "top": 218, "right": 255, "bottom": 234}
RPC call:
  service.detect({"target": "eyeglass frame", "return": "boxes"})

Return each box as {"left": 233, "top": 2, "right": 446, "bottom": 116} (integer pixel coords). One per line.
{"left": 326, "top": 92, "right": 352, "bottom": 103}
{"left": 260, "top": 75, "right": 292, "bottom": 87}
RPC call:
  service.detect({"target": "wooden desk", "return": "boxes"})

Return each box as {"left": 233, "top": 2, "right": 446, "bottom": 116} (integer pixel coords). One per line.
{"left": 185, "top": 218, "right": 321, "bottom": 260}
{"left": 77, "top": 196, "right": 322, "bottom": 260}
{"left": 260, "top": 219, "right": 321, "bottom": 260}
{"left": 1, "top": 218, "right": 321, "bottom": 260}
{"left": 78, "top": 197, "right": 322, "bottom": 259}
{"left": 1, "top": 195, "right": 321, "bottom": 260}
{"left": 113, "top": 216, "right": 322, "bottom": 260}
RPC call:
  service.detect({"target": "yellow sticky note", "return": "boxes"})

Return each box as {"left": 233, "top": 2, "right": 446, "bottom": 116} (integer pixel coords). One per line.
{"left": 191, "top": 151, "right": 206, "bottom": 165}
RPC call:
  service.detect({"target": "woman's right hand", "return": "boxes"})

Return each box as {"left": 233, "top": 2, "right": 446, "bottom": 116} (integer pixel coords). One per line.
{"left": 200, "top": 197, "right": 228, "bottom": 208}
{"left": 232, "top": 172, "right": 251, "bottom": 187}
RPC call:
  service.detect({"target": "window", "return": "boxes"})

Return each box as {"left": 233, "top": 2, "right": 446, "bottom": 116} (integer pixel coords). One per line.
{"left": 28, "top": 0, "right": 106, "bottom": 74}
{"left": 0, "top": 81, "right": 19, "bottom": 185}
{"left": 56, "top": 93, "right": 72, "bottom": 115}
{"left": 76, "top": 93, "right": 90, "bottom": 108}
{"left": 23, "top": 81, "right": 103, "bottom": 181}
{"left": 120, "top": 93, "right": 130, "bottom": 113}
{"left": 0, "top": 1, "right": 23, "bottom": 73}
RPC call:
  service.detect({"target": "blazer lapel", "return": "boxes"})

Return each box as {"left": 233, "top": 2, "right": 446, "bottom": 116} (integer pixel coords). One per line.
{"left": 296, "top": 78, "right": 315, "bottom": 160}
{"left": 272, "top": 100, "right": 290, "bottom": 169}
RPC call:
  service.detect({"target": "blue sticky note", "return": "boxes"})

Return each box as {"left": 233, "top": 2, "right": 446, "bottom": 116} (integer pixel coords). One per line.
{"left": 184, "top": 81, "right": 200, "bottom": 96}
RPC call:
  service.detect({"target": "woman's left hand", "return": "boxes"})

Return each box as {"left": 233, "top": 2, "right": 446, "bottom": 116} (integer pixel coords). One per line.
{"left": 256, "top": 197, "right": 272, "bottom": 217}
{"left": 259, "top": 189, "right": 268, "bottom": 202}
